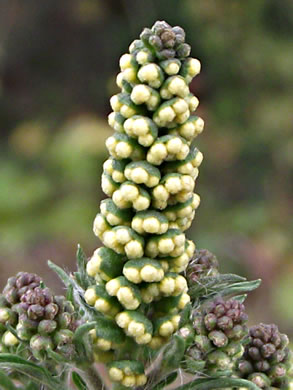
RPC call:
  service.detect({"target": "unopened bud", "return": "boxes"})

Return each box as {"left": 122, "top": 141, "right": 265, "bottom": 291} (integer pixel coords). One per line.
{"left": 208, "top": 330, "right": 228, "bottom": 348}
{"left": 38, "top": 320, "right": 57, "bottom": 335}
{"left": 2, "top": 331, "right": 19, "bottom": 347}
{"left": 248, "top": 373, "right": 270, "bottom": 388}
{"left": 54, "top": 329, "right": 74, "bottom": 346}
{"left": 194, "top": 335, "right": 212, "bottom": 352}
{"left": 0, "top": 308, "right": 17, "bottom": 326}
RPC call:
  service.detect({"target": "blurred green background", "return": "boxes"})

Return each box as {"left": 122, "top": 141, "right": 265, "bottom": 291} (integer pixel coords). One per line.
{"left": 0, "top": 0, "right": 292, "bottom": 335}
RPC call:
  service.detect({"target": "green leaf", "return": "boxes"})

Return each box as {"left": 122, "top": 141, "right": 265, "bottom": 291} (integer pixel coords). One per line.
{"left": 46, "top": 348, "right": 68, "bottom": 363}
{"left": 73, "top": 322, "right": 96, "bottom": 343}
{"left": 48, "top": 260, "right": 73, "bottom": 288}
{"left": 0, "top": 369, "right": 17, "bottom": 390}
{"left": 176, "top": 377, "right": 261, "bottom": 390}
{"left": 179, "top": 303, "right": 191, "bottom": 327}
{"left": 73, "top": 321, "right": 96, "bottom": 361}
{"left": 220, "top": 279, "right": 261, "bottom": 296}
{"left": 152, "top": 371, "right": 178, "bottom": 390}
{"left": 182, "top": 357, "right": 205, "bottom": 374}
{"left": 0, "top": 354, "right": 65, "bottom": 390}
{"left": 48, "top": 260, "right": 102, "bottom": 322}
{"left": 161, "top": 335, "right": 186, "bottom": 370}
{"left": 66, "top": 284, "right": 74, "bottom": 304}
{"left": 233, "top": 294, "right": 247, "bottom": 303}
{"left": 72, "top": 371, "right": 88, "bottom": 390}
{"left": 189, "top": 273, "right": 261, "bottom": 302}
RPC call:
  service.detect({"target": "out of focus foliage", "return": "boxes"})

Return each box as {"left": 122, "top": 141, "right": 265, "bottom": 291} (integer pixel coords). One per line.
{"left": 0, "top": 0, "right": 292, "bottom": 335}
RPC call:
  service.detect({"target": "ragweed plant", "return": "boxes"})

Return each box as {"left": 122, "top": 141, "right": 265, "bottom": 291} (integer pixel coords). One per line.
{"left": 0, "top": 21, "right": 292, "bottom": 390}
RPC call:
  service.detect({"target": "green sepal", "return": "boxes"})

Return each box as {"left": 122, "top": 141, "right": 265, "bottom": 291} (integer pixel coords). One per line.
{"left": 162, "top": 147, "right": 202, "bottom": 173}
{"left": 160, "top": 58, "right": 181, "bottom": 74}
{"left": 163, "top": 195, "right": 193, "bottom": 213}
{"left": 117, "top": 93, "right": 146, "bottom": 115}
{"left": 125, "top": 160, "right": 161, "bottom": 180}
{"left": 101, "top": 198, "right": 133, "bottom": 225}
{"left": 123, "top": 257, "right": 164, "bottom": 272}
{"left": 146, "top": 229, "right": 183, "bottom": 247}
{"left": 94, "top": 247, "right": 126, "bottom": 281}
{"left": 153, "top": 314, "right": 178, "bottom": 335}
{"left": 153, "top": 294, "right": 182, "bottom": 313}
{"left": 108, "top": 157, "right": 129, "bottom": 174}
{"left": 108, "top": 359, "right": 144, "bottom": 375}
{"left": 121, "top": 79, "right": 132, "bottom": 94}
{"left": 95, "top": 317, "right": 126, "bottom": 344}
{"left": 109, "top": 112, "right": 126, "bottom": 132}
{"left": 90, "top": 284, "right": 121, "bottom": 308}
{"left": 120, "top": 310, "right": 153, "bottom": 335}
{"left": 133, "top": 210, "right": 168, "bottom": 225}
{"left": 108, "top": 133, "right": 146, "bottom": 160}
{"left": 151, "top": 134, "right": 188, "bottom": 147}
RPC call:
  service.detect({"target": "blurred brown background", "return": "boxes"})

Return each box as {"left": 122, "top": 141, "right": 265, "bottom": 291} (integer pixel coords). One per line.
{"left": 0, "top": 0, "right": 292, "bottom": 335}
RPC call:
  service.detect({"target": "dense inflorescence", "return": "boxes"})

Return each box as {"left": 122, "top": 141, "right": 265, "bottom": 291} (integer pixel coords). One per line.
{"left": 238, "top": 323, "right": 292, "bottom": 389}
{"left": 0, "top": 272, "right": 77, "bottom": 361}
{"left": 85, "top": 20, "right": 204, "bottom": 387}
{"left": 183, "top": 297, "right": 249, "bottom": 375}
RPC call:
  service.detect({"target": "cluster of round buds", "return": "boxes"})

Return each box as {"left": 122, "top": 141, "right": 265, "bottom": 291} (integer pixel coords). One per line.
{"left": 149, "top": 314, "right": 181, "bottom": 349}
{"left": 184, "top": 297, "right": 248, "bottom": 375}
{"left": 87, "top": 20, "right": 205, "bottom": 387}
{"left": 1, "top": 274, "right": 77, "bottom": 361}
{"left": 147, "top": 135, "right": 190, "bottom": 165}
{"left": 238, "top": 323, "right": 292, "bottom": 389}
{"left": 3, "top": 272, "right": 42, "bottom": 305}
{"left": 89, "top": 318, "right": 125, "bottom": 353}
{"left": 112, "top": 181, "right": 151, "bottom": 211}
{"left": 108, "top": 360, "right": 147, "bottom": 388}
{"left": 15, "top": 287, "right": 76, "bottom": 360}
{"left": 106, "top": 133, "right": 145, "bottom": 161}
{"left": 162, "top": 148, "right": 203, "bottom": 179}
{"left": 123, "top": 116, "right": 158, "bottom": 147}
{"left": 139, "top": 21, "right": 191, "bottom": 61}
{"left": 169, "top": 115, "right": 204, "bottom": 144}
{"left": 186, "top": 249, "right": 219, "bottom": 286}
{"left": 0, "top": 294, "right": 18, "bottom": 353}
{"left": 116, "top": 311, "right": 153, "bottom": 345}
